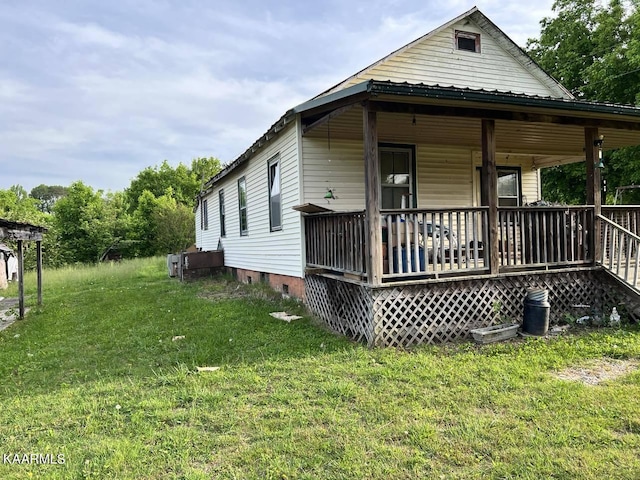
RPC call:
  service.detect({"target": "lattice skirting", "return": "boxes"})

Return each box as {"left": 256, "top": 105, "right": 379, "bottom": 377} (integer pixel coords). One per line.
{"left": 305, "top": 276, "right": 374, "bottom": 344}
{"left": 305, "top": 270, "right": 640, "bottom": 348}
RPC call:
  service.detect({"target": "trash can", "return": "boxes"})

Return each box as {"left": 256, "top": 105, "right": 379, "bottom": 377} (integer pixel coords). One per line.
{"left": 392, "top": 246, "right": 425, "bottom": 273}
{"left": 523, "top": 288, "right": 550, "bottom": 335}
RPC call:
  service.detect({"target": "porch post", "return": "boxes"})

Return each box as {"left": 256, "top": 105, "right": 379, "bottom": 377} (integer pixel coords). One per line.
{"left": 585, "top": 127, "right": 602, "bottom": 263}
{"left": 17, "top": 239, "right": 24, "bottom": 319}
{"left": 37, "top": 240, "right": 43, "bottom": 306}
{"left": 481, "top": 119, "right": 499, "bottom": 274}
{"left": 363, "top": 102, "right": 383, "bottom": 285}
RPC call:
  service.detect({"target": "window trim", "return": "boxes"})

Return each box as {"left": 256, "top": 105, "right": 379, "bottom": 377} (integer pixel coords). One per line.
{"left": 268, "top": 155, "right": 282, "bottom": 232}
{"left": 379, "top": 143, "right": 418, "bottom": 209}
{"left": 455, "top": 30, "right": 481, "bottom": 53}
{"left": 476, "top": 166, "right": 523, "bottom": 206}
{"left": 238, "top": 177, "right": 248, "bottom": 236}
{"left": 219, "top": 189, "right": 226, "bottom": 237}
{"left": 201, "top": 198, "right": 208, "bottom": 231}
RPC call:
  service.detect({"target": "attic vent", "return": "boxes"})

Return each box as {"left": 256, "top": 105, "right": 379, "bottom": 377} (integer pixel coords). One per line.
{"left": 455, "top": 30, "right": 480, "bottom": 53}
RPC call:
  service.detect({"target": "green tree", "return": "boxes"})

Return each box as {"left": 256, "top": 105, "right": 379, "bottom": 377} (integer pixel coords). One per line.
{"left": 527, "top": 0, "right": 640, "bottom": 204}
{"left": 0, "top": 186, "right": 60, "bottom": 269}
{"left": 125, "top": 157, "right": 222, "bottom": 212}
{"left": 53, "top": 182, "right": 119, "bottom": 264}
{"left": 152, "top": 192, "right": 195, "bottom": 254}
{"left": 30, "top": 184, "right": 69, "bottom": 213}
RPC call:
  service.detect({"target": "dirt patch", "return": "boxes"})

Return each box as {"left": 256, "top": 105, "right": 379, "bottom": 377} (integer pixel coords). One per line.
{"left": 554, "top": 358, "right": 639, "bottom": 385}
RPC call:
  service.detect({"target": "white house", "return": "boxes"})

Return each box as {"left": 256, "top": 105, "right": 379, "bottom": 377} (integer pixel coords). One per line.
{"left": 195, "top": 7, "right": 640, "bottom": 346}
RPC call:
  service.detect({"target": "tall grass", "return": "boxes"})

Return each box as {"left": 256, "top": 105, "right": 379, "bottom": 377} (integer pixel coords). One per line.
{"left": 0, "top": 258, "right": 639, "bottom": 479}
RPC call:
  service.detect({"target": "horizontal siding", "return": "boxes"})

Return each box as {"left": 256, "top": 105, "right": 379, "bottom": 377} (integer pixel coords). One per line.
{"left": 417, "top": 146, "right": 473, "bottom": 207}
{"left": 199, "top": 122, "right": 304, "bottom": 278}
{"left": 302, "top": 137, "right": 542, "bottom": 210}
{"left": 302, "top": 137, "right": 366, "bottom": 210}
{"left": 336, "top": 20, "right": 557, "bottom": 97}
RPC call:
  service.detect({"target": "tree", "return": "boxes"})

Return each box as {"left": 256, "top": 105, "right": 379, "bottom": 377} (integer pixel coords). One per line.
{"left": 30, "top": 184, "right": 69, "bottom": 213}
{"left": 152, "top": 193, "right": 195, "bottom": 254}
{"left": 53, "top": 181, "right": 121, "bottom": 264}
{"left": 0, "top": 186, "right": 59, "bottom": 269}
{"left": 527, "top": 0, "right": 640, "bottom": 204}
{"left": 0, "top": 185, "right": 46, "bottom": 225}
{"left": 125, "top": 157, "right": 222, "bottom": 212}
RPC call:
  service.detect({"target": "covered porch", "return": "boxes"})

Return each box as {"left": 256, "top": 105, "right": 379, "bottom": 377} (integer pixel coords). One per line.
{"left": 296, "top": 81, "right": 640, "bottom": 346}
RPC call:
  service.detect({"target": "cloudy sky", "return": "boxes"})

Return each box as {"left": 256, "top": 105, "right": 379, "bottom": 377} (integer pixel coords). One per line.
{"left": 0, "top": 0, "right": 555, "bottom": 193}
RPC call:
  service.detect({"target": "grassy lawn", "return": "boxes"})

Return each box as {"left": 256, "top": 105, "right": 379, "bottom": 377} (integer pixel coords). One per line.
{"left": 1, "top": 257, "right": 640, "bottom": 479}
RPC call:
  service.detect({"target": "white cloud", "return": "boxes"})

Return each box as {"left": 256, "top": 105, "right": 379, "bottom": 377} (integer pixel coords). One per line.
{"left": 0, "top": 0, "right": 557, "bottom": 192}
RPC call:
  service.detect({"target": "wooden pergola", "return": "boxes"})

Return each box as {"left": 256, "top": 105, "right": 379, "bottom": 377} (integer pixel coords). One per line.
{"left": 0, "top": 219, "right": 46, "bottom": 319}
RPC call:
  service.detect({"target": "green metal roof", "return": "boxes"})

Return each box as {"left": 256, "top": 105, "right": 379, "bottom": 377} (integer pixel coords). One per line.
{"left": 295, "top": 80, "right": 640, "bottom": 119}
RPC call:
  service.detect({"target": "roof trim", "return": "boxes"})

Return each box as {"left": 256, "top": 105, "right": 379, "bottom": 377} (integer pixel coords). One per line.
{"left": 297, "top": 80, "right": 640, "bottom": 119}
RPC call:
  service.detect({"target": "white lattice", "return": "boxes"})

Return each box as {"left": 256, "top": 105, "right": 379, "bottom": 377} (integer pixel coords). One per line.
{"left": 305, "top": 270, "right": 640, "bottom": 347}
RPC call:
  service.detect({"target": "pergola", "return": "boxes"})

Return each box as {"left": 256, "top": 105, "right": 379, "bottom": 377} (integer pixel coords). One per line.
{"left": 0, "top": 218, "right": 46, "bottom": 319}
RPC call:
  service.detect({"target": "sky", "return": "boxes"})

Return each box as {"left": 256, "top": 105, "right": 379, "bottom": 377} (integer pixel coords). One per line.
{"left": 0, "top": 0, "right": 556, "bottom": 193}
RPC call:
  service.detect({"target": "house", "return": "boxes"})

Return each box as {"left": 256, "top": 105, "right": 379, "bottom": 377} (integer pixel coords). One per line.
{"left": 196, "top": 7, "right": 640, "bottom": 346}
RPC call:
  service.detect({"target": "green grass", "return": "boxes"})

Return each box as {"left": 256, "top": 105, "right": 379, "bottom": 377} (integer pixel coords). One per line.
{"left": 1, "top": 258, "right": 640, "bottom": 479}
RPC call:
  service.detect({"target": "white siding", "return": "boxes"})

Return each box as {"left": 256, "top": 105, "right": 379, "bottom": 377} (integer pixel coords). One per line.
{"left": 302, "top": 139, "right": 541, "bottom": 210}
{"left": 198, "top": 123, "right": 304, "bottom": 278}
{"left": 329, "top": 20, "right": 559, "bottom": 98}
{"left": 302, "top": 137, "right": 366, "bottom": 210}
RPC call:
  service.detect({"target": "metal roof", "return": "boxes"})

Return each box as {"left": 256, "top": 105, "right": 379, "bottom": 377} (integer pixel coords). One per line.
{"left": 204, "top": 80, "right": 640, "bottom": 190}
{"left": 296, "top": 80, "right": 640, "bottom": 119}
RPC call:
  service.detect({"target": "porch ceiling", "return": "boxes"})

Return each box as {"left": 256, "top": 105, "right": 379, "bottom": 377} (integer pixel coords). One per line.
{"left": 299, "top": 80, "right": 640, "bottom": 166}
{"left": 303, "top": 104, "right": 640, "bottom": 166}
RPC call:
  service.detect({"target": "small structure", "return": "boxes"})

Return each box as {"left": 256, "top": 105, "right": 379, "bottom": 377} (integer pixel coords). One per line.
{"left": 0, "top": 219, "right": 47, "bottom": 319}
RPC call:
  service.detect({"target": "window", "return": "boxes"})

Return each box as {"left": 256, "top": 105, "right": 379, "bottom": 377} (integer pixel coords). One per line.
{"left": 238, "top": 177, "right": 248, "bottom": 235}
{"left": 201, "top": 198, "right": 208, "bottom": 230}
{"left": 268, "top": 157, "right": 281, "bottom": 231}
{"left": 219, "top": 190, "right": 226, "bottom": 237}
{"left": 380, "top": 145, "right": 416, "bottom": 209}
{"left": 475, "top": 166, "right": 522, "bottom": 206}
{"left": 497, "top": 169, "right": 521, "bottom": 206}
{"left": 455, "top": 30, "right": 480, "bottom": 53}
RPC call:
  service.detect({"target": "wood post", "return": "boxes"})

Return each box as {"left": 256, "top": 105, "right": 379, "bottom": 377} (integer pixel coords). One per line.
{"left": 481, "top": 119, "right": 499, "bottom": 274}
{"left": 17, "top": 239, "right": 24, "bottom": 319}
{"left": 585, "top": 127, "right": 602, "bottom": 263}
{"left": 363, "top": 102, "right": 383, "bottom": 285}
{"left": 37, "top": 240, "right": 43, "bottom": 306}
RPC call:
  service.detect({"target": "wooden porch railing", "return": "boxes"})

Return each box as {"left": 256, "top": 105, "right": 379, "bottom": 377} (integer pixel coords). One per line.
{"left": 304, "top": 206, "right": 600, "bottom": 282}
{"left": 304, "top": 211, "right": 367, "bottom": 275}
{"left": 497, "top": 207, "right": 593, "bottom": 270}
{"left": 381, "top": 208, "right": 490, "bottom": 278}
{"left": 602, "top": 206, "right": 640, "bottom": 235}
{"left": 599, "top": 214, "right": 640, "bottom": 289}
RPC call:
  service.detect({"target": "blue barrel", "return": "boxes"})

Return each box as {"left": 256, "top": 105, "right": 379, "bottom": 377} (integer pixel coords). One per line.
{"left": 523, "top": 289, "right": 550, "bottom": 336}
